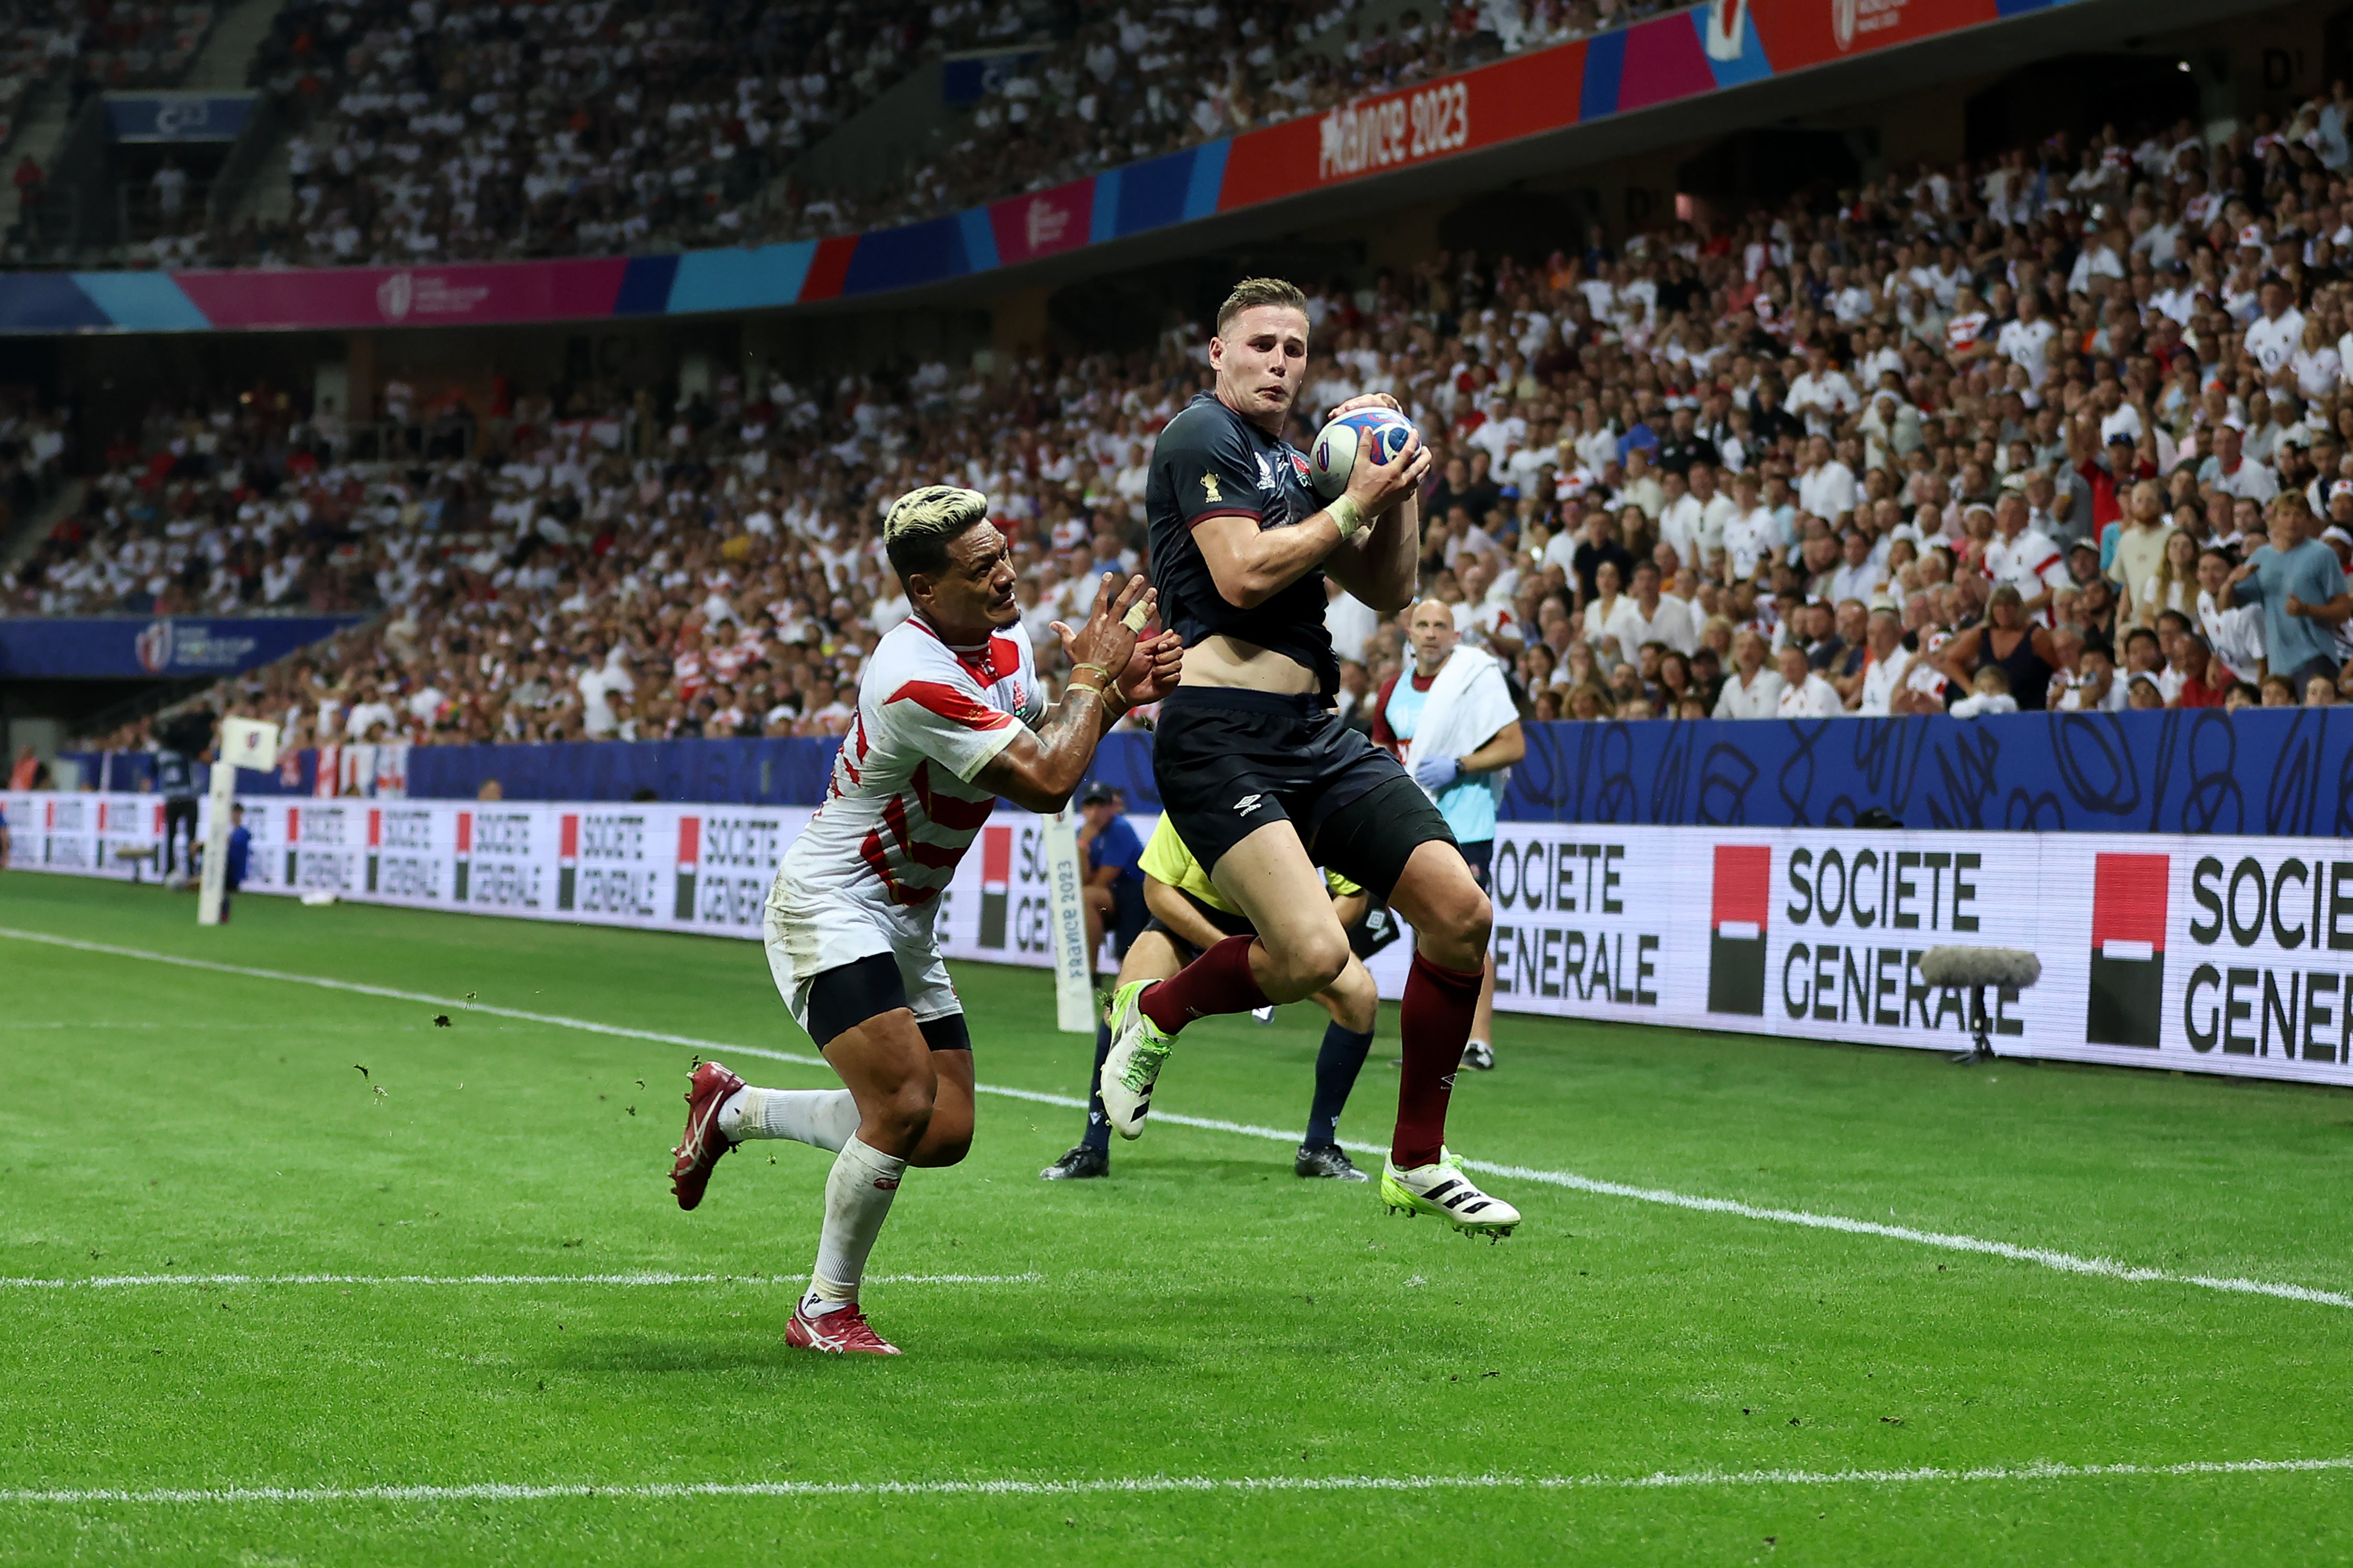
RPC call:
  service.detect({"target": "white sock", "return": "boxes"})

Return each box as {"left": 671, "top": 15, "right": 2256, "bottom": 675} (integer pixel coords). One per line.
{"left": 716, "top": 1086, "right": 860, "bottom": 1151}
{"left": 804, "top": 1134, "right": 906, "bottom": 1316}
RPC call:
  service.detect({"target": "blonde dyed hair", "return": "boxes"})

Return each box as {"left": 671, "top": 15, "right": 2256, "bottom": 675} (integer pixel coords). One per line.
{"left": 883, "top": 484, "right": 991, "bottom": 580}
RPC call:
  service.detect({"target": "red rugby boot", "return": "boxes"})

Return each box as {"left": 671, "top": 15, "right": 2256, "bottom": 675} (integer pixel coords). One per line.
{"left": 785, "top": 1302, "right": 901, "bottom": 1356}
{"left": 669, "top": 1061, "right": 745, "bottom": 1211}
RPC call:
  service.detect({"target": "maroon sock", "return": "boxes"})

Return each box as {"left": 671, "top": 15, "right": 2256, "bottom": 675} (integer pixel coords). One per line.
{"left": 1139, "top": 935, "right": 1268, "bottom": 1036}
{"left": 1393, "top": 950, "right": 1482, "bottom": 1169}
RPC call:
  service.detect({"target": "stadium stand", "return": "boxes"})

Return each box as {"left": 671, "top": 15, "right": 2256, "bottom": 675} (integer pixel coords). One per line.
{"left": 22, "top": 73, "right": 2353, "bottom": 759}
{"left": 178, "top": 0, "right": 1701, "bottom": 265}
{"left": 237, "top": 0, "right": 938, "bottom": 265}
{"left": 792, "top": 0, "right": 1691, "bottom": 244}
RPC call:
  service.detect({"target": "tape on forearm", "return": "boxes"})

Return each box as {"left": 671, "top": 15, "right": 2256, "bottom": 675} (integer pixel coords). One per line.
{"left": 1328, "top": 495, "right": 1366, "bottom": 541}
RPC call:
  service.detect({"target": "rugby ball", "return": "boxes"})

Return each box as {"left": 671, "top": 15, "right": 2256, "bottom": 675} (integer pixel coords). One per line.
{"left": 1308, "top": 408, "right": 1418, "bottom": 499}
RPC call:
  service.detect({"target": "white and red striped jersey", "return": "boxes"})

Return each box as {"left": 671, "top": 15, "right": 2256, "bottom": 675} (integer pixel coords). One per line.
{"left": 776, "top": 615, "right": 1043, "bottom": 910}
{"left": 1984, "top": 528, "right": 2068, "bottom": 621}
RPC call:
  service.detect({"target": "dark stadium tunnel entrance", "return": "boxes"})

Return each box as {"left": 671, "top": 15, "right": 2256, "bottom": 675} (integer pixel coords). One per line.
{"left": 1674, "top": 130, "right": 1866, "bottom": 215}
{"left": 1437, "top": 188, "right": 1596, "bottom": 267}
{"left": 1963, "top": 53, "right": 2206, "bottom": 161}
{"left": 1045, "top": 244, "right": 1361, "bottom": 356}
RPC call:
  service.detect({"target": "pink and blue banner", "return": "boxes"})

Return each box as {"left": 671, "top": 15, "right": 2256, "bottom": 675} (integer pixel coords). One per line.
{"left": 0, "top": 0, "right": 2088, "bottom": 334}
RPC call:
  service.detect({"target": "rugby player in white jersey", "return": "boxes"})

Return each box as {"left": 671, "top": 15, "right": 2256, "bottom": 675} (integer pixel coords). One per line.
{"left": 1099, "top": 277, "right": 1521, "bottom": 1237}
{"left": 667, "top": 485, "right": 1180, "bottom": 1355}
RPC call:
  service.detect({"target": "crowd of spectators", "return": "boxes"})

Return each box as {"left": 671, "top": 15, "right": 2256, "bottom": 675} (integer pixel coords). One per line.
{"left": 176, "top": 0, "right": 1695, "bottom": 266}
{"left": 195, "top": 0, "right": 1098, "bottom": 266}
{"left": 30, "top": 359, "right": 1173, "bottom": 754}
{"left": 821, "top": 0, "right": 1685, "bottom": 240}
{"left": 1310, "top": 95, "right": 2353, "bottom": 725}
{"left": 203, "top": 0, "right": 922, "bottom": 266}
{"left": 31, "top": 87, "right": 2353, "bottom": 764}
{"left": 0, "top": 0, "right": 214, "bottom": 152}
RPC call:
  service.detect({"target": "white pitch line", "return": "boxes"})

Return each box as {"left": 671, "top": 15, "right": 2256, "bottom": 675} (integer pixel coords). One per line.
{"left": 6, "top": 926, "right": 2347, "bottom": 1313}
{"left": 2, "top": 1454, "right": 2349, "bottom": 1507}
{"left": 0, "top": 1272, "right": 1039, "bottom": 1290}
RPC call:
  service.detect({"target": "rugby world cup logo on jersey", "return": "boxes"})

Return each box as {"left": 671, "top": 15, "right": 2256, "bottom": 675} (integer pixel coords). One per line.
{"left": 1707, "top": 844, "right": 1771, "bottom": 1015}
{"left": 2086, "top": 853, "right": 2166, "bottom": 1049}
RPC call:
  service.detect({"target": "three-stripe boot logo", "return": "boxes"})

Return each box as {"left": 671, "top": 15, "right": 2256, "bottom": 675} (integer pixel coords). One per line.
{"left": 674, "top": 817, "right": 700, "bottom": 921}
{"left": 2087, "top": 852, "right": 2167, "bottom": 1048}
{"left": 557, "top": 814, "right": 579, "bottom": 912}
{"left": 1708, "top": 845, "right": 1771, "bottom": 1016}
{"left": 978, "top": 825, "right": 1013, "bottom": 949}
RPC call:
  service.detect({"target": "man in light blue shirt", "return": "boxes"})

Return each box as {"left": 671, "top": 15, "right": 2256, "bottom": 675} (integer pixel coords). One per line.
{"left": 1373, "top": 601, "right": 1526, "bottom": 1071}
{"left": 2225, "top": 492, "right": 2350, "bottom": 692}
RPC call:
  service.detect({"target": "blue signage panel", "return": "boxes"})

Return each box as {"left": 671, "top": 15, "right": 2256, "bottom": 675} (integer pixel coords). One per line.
{"left": 104, "top": 94, "right": 256, "bottom": 142}
{"left": 0, "top": 616, "right": 359, "bottom": 678}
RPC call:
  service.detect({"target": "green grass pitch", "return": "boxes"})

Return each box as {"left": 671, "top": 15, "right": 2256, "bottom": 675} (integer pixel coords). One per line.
{"left": 2, "top": 871, "right": 2351, "bottom": 1565}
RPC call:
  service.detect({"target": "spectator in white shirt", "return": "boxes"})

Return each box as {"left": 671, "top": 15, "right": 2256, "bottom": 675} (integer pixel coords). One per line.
{"left": 1825, "top": 528, "right": 1886, "bottom": 604}
{"left": 1995, "top": 288, "right": 2057, "bottom": 389}
{"left": 1854, "top": 608, "right": 1913, "bottom": 714}
{"left": 1787, "top": 346, "right": 1859, "bottom": 431}
{"left": 2199, "top": 423, "right": 2280, "bottom": 503}
{"left": 1325, "top": 579, "right": 1382, "bottom": 666}
{"left": 1797, "top": 434, "right": 1858, "bottom": 522}
{"left": 2053, "top": 635, "right": 2120, "bottom": 711}
{"left": 1982, "top": 494, "right": 2068, "bottom": 619}
{"left": 2067, "top": 226, "right": 2127, "bottom": 294}
{"left": 2194, "top": 544, "right": 2268, "bottom": 682}
{"left": 1656, "top": 469, "right": 1706, "bottom": 565}
{"left": 2243, "top": 277, "right": 2306, "bottom": 377}
{"left": 1773, "top": 644, "right": 1844, "bottom": 717}
{"left": 576, "top": 646, "right": 636, "bottom": 738}
{"left": 343, "top": 681, "right": 399, "bottom": 741}
{"left": 1721, "top": 471, "right": 1779, "bottom": 582}
{"left": 1713, "top": 630, "right": 1784, "bottom": 718}
{"left": 1605, "top": 560, "right": 1699, "bottom": 657}
{"left": 1689, "top": 464, "right": 1735, "bottom": 564}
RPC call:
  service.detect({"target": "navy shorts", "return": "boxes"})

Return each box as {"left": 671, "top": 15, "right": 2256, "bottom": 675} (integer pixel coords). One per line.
{"left": 1152, "top": 687, "right": 1450, "bottom": 900}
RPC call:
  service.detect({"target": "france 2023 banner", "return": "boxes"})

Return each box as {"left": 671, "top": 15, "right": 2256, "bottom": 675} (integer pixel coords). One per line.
{"left": 9, "top": 791, "right": 2350, "bottom": 1088}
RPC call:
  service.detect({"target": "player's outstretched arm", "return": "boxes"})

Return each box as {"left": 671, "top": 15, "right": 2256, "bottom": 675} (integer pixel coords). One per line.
{"left": 974, "top": 574, "right": 1151, "bottom": 814}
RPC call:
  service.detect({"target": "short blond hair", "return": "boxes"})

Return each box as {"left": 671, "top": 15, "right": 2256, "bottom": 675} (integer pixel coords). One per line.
{"left": 1215, "top": 276, "right": 1308, "bottom": 336}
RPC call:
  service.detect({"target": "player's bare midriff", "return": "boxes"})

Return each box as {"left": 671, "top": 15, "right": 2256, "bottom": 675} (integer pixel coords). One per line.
{"left": 1176, "top": 632, "right": 1318, "bottom": 694}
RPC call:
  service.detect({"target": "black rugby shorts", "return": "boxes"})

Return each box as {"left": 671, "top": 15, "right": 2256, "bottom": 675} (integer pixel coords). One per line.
{"left": 1152, "top": 686, "right": 1452, "bottom": 900}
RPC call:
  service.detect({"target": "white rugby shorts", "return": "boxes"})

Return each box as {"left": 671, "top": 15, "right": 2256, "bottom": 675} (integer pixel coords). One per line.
{"left": 763, "top": 879, "right": 961, "bottom": 1035}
